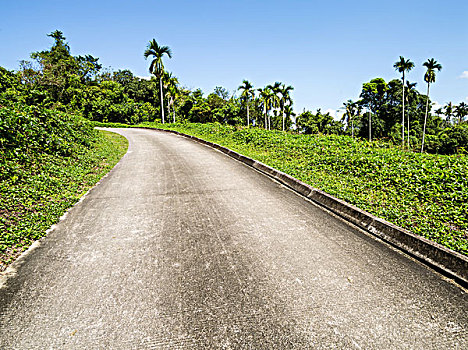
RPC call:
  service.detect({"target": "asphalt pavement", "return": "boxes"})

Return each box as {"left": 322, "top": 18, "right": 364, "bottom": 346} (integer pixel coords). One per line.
{"left": 0, "top": 128, "right": 466, "bottom": 349}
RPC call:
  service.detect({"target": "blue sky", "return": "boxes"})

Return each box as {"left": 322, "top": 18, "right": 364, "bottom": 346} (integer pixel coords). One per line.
{"left": 1, "top": 0, "right": 467, "bottom": 117}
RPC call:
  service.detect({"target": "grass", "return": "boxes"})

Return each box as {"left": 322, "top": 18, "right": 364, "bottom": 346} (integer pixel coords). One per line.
{"left": 137, "top": 122, "right": 468, "bottom": 256}
{"left": 0, "top": 104, "right": 128, "bottom": 270}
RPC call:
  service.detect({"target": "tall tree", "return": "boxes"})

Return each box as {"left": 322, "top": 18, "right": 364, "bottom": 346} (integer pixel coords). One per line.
{"left": 163, "top": 71, "right": 179, "bottom": 123}
{"left": 144, "top": 39, "right": 172, "bottom": 123}
{"left": 359, "top": 79, "right": 388, "bottom": 141}
{"left": 238, "top": 80, "right": 254, "bottom": 127}
{"left": 258, "top": 87, "right": 275, "bottom": 130}
{"left": 444, "top": 102, "right": 454, "bottom": 123}
{"left": 393, "top": 56, "right": 414, "bottom": 147}
{"left": 341, "top": 100, "right": 361, "bottom": 138}
{"left": 266, "top": 82, "right": 281, "bottom": 130}
{"left": 405, "top": 81, "right": 417, "bottom": 147}
{"left": 279, "top": 83, "right": 294, "bottom": 131}
{"left": 29, "top": 30, "right": 79, "bottom": 104}
{"left": 283, "top": 104, "right": 295, "bottom": 130}
{"left": 421, "top": 58, "right": 442, "bottom": 152}
{"left": 455, "top": 102, "right": 468, "bottom": 124}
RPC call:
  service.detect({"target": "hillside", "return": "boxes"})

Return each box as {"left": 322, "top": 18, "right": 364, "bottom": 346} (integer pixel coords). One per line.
{"left": 0, "top": 103, "right": 128, "bottom": 269}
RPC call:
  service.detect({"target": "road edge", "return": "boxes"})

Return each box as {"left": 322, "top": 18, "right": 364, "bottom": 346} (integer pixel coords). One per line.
{"left": 143, "top": 126, "right": 468, "bottom": 287}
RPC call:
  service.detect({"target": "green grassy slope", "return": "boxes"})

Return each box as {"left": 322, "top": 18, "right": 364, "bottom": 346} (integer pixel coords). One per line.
{"left": 140, "top": 122, "right": 468, "bottom": 256}
{"left": 0, "top": 104, "right": 128, "bottom": 270}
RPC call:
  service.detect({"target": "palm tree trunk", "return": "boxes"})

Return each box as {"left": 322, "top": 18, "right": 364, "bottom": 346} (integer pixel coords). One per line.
{"left": 351, "top": 119, "right": 354, "bottom": 138}
{"left": 282, "top": 106, "right": 285, "bottom": 131}
{"left": 173, "top": 98, "right": 176, "bottom": 123}
{"left": 369, "top": 110, "right": 372, "bottom": 141}
{"left": 159, "top": 77, "right": 165, "bottom": 124}
{"left": 402, "top": 73, "right": 405, "bottom": 147}
{"left": 247, "top": 102, "right": 250, "bottom": 127}
{"left": 407, "top": 105, "right": 410, "bottom": 149}
{"left": 421, "top": 83, "right": 430, "bottom": 152}
{"left": 264, "top": 105, "right": 267, "bottom": 129}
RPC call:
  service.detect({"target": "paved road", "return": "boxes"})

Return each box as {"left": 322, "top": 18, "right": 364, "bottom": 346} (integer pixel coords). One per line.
{"left": 0, "top": 128, "right": 467, "bottom": 349}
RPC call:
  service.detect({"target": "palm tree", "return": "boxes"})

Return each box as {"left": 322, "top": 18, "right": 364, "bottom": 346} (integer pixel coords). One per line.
{"left": 238, "top": 80, "right": 254, "bottom": 127}
{"left": 405, "top": 81, "right": 417, "bottom": 148}
{"left": 257, "top": 87, "right": 268, "bottom": 129}
{"left": 368, "top": 108, "right": 372, "bottom": 141}
{"left": 266, "top": 82, "right": 281, "bottom": 130}
{"left": 144, "top": 39, "right": 172, "bottom": 123}
{"left": 341, "top": 100, "right": 361, "bottom": 138}
{"left": 421, "top": 58, "right": 442, "bottom": 152}
{"left": 393, "top": 56, "right": 414, "bottom": 147}
{"left": 444, "top": 102, "right": 454, "bottom": 123}
{"left": 455, "top": 102, "right": 468, "bottom": 124}
{"left": 283, "top": 105, "right": 295, "bottom": 130}
{"left": 279, "top": 84, "right": 294, "bottom": 131}
{"left": 167, "top": 85, "right": 178, "bottom": 123}
{"left": 163, "top": 71, "right": 179, "bottom": 123}
{"left": 258, "top": 87, "right": 276, "bottom": 130}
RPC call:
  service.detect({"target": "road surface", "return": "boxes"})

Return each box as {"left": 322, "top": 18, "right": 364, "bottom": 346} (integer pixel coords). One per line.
{"left": 0, "top": 128, "right": 467, "bottom": 349}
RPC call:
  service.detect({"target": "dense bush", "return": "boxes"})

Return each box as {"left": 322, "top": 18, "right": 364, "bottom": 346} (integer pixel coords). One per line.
{"left": 0, "top": 102, "right": 128, "bottom": 269}
{"left": 426, "top": 124, "right": 468, "bottom": 154}
{"left": 0, "top": 102, "right": 95, "bottom": 160}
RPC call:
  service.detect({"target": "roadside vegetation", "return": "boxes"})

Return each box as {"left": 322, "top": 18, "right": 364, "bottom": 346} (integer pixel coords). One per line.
{"left": 0, "top": 103, "right": 128, "bottom": 269}
{"left": 2, "top": 31, "right": 466, "bottom": 155}
{"left": 0, "top": 34, "right": 129, "bottom": 269}
{"left": 1, "top": 30, "right": 466, "bottom": 264}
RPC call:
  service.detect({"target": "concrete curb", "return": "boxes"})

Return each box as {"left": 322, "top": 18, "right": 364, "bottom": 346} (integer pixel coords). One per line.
{"left": 141, "top": 127, "right": 468, "bottom": 287}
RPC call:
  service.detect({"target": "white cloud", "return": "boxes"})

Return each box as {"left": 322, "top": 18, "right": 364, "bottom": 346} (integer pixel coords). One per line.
{"left": 137, "top": 75, "right": 151, "bottom": 80}
{"left": 459, "top": 71, "right": 468, "bottom": 79}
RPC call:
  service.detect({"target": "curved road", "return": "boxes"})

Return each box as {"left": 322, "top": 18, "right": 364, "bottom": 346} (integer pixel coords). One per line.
{"left": 0, "top": 128, "right": 467, "bottom": 349}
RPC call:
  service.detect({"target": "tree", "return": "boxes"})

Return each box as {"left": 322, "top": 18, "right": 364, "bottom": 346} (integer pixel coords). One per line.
{"left": 455, "top": 102, "right": 468, "bottom": 124}
{"left": 393, "top": 56, "right": 414, "bottom": 147}
{"left": 76, "top": 55, "right": 102, "bottom": 83}
{"left": 214, "top": 86, "right": 230, "bottom": 100}
{"left": 444, "top": 102, "right": 454, "bottom": 123}
{"left": 28, "top": 30, "right": 80, "bottom": 105}
{"left": 266, "top": 82, "right": 281, "bottom": 130}
{"left": 296, "top": 109, "right": 342, "bottom": 135}
{"left": 421, "top": 58, "right": 442, "bottom": 152}
{"left": 144, "top": 39, "right": 172, "bottom": 123}
{"left": 257, "top": 87, "right": 272, "bottom": 129}
{"left": 405, "top": 81, "right": 417, "bottom": 147}
{"left": 163, "top": 71, "right": 179, "bottom": 122}
{"left": 359, "top": 78, "right": 388, "bottom": 141}
{"left": 341, "top": 100, "right": 361, "bottom": 138}
{"left": 283, "top": 105, "right": 295, "bottom": 131}
{"left": 238, "top": 80, "right": 254, "bottom": 127}
{"left": 279, "top": 83, "right": 294, "bottom": 131}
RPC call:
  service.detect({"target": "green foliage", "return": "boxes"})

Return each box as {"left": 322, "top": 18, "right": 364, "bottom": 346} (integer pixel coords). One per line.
{"left": 0, "top": 102, "right": 128, "bottom": 269}
{"left": 0, "top": 102, "right": 94, "bottom": 159}
{"left": 296, "top": 109, "right": 343, "bottom": 135}
{"left": 144, "top": 122, "right": 468, "bottom": 255}
{"left": 357, "top": 77, "right": 448, "bottom": 146}
{"left": 426, "top": 124, "right": 468, "bottom": 154}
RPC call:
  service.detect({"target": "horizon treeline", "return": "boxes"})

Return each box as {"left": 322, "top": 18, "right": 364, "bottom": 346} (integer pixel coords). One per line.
{"left": 1, "top": 30, "right": 467, "bottom": 154}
